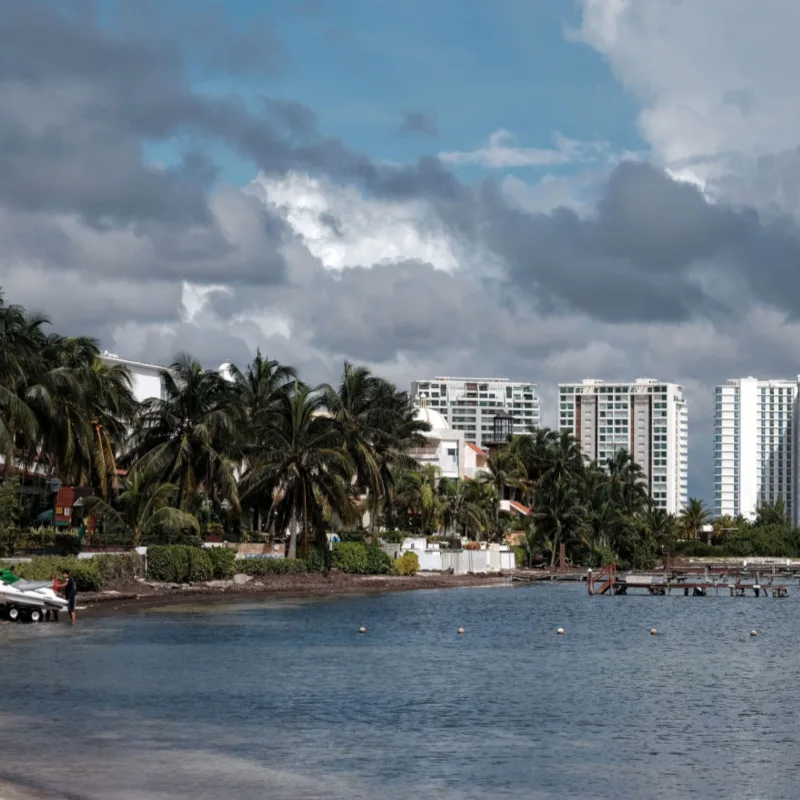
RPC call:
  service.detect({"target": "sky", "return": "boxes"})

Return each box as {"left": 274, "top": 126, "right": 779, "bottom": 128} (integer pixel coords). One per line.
{"left": 4, "top": 0, "right": 800, "bottom": 505}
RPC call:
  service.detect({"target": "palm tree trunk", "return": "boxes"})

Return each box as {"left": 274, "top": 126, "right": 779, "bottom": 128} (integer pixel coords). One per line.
{"left": 550, "top": 524, "right": 561, "bottom": 569}
{"left": 287, "top": 485, "right": 299, "bottom": 559}
{"left": 287, "top": 507, "right": 298, "bottom": 560}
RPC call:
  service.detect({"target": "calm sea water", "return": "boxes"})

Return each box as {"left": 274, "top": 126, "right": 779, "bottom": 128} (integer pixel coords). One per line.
{"left": 1, "top": 583, "right": 799, "bottom": 800}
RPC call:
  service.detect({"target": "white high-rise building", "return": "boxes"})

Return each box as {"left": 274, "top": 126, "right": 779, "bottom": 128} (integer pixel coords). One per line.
{"left": 713, "top": 377, "right": 798, "bottom": 522}
{"left": 100, "top": 352, "right": 167, "bottom": 403}
{"left": 410, "top": 377, "right": 540, "bottom": 450}
{"left": 558, "top": 378, "right": 689, "bottom": 514}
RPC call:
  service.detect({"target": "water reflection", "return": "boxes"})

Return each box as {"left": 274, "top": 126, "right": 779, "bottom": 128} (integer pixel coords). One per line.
{"left": 0, "top": 585, "right": 798, "bottom": 799}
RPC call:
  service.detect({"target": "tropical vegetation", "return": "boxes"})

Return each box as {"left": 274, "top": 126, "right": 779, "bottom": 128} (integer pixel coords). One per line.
{"left": 3, "top": 291, "right": 800, "bottom": 569}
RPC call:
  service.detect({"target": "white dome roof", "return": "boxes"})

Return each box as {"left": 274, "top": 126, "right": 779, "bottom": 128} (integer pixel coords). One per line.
{"left": 218, "top": 362, "right": 234, "bottom": 382}
{"left": 414, "top": 405, "right": 450, "bottom": 431}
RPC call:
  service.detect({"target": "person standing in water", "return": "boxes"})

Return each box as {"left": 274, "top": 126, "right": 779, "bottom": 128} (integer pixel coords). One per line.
{"left": 62, "top": 569, "right": 77, "bottom": 625}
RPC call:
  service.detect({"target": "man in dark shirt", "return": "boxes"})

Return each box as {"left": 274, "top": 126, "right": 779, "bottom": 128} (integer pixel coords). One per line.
{"left": 62, "top": 569, "right": 77, "bottom": 625}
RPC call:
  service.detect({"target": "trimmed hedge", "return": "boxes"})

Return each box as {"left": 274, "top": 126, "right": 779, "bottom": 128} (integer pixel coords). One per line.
{"left": 306, "top": 547, "right": 332, "bottom": 573}
{"left": 146, "top": 545, "right": 213, "bottom": 583}
{"left": 208, "top": 547, "right": 236, "bottom": 579}
{"left": 236, "top": 557, "right": 309, "bottom": 576}
{"left": 392, "top": 551, "right": 419, "bottom": 576}
{"left": 331, "top": 542, "right": 368, "bottom": 573}
{"left": 16, "top": 556, "right": 101, "bottom": 592}
{"left": 331, "top": 542, "right": 392, "bottom": 574}
{"left": 13, "top": 553, "right": 143, "bottom": 591}
{"left": 337, "top": 529, "right": 368, "bottom": 543}
{"left": 365, "top": 544, "right": 392, "bottom": 575}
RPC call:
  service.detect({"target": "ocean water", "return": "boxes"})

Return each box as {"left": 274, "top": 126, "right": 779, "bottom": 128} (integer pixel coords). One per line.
{"left": 1, "top": 583, "right": 799, "bottom": 800}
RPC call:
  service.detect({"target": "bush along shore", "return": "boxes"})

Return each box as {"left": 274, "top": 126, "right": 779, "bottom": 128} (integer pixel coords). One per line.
{"left": 8, "top": 543, "right": 508, "bottom": 613}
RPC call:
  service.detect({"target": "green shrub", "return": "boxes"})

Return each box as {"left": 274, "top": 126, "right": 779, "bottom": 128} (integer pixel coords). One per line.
{"left": 203, "top": 522, "right": 225, "bottom": 540}
{"left": 146, "top": 532, "right": 203, "bottom": 548}
{"left": 146, "top": 545, "right": 189, "bottom": 583}
{"left": 94, "top": 553, "right": 143, "bottom": 584}
{"left": 338, "top": 529, "right": 368, "bottom": 543}
{"left": 146, "top": 545, "right": 214, "bottom": 583}
{"left": 236, "top": 557, "right": 308, "bottom": 576}
{"left": 365, "top": 544, "right": 392, "bottom": 575}
{"left": 187, "top": 547, "right": 213, "bottom": 582}
{"left": 674, "top": 541, "right": 717, "bottom": 558}
{"left": 331, "top": 542, "right": 369, "bottom": 574}
{"left": 208, "top": 547, "right": 236, "bottom": 579}
{"left": 511, "top": 545, "right": 525, "bottom": 568}
{"left": 380, "top": 530, "right": 408, "bottom": 544}
{"left": 54, "top": 533, "right": 82, "bottom": 556}
{"left": 15, "top": 557, "right": 101, "bottom": 592}
{"left": 306, "top": 547, "right": 331, "bottom": 573}
{"left": 392, "top": 551, "right": 419, "bottom": 576}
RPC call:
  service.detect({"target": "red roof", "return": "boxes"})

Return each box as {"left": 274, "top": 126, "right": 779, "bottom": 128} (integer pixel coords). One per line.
{"left": 509, "top": 500, "right": 532, "bottom": 515}
{"left": 466, "top": 442, "right": 488, "bottom": 457}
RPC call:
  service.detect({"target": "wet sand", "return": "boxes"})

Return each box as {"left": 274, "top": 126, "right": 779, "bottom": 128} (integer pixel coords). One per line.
{"left": 0, "top": 779, "right": 66, "bottom": 800}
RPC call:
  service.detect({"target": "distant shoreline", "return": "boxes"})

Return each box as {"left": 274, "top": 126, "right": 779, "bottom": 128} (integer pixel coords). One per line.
{"left": 79, "top": 572, "right": 514, "bottom": 616}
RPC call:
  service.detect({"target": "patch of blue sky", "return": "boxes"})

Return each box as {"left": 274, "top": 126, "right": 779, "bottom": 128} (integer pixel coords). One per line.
{"left": 137, "top": 0, "right": 645, "bottom": 188}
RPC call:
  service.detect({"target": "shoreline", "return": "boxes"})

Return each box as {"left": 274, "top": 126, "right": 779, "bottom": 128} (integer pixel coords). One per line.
{"left": 0, "top": 778, "right": 67, "bottom": 800}
{"left": 78, "top": 572, "right": 515, "bottom": 616}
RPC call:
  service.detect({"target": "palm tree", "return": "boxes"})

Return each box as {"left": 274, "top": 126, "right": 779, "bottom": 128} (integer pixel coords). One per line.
{"left": 229, "top": 349, "right": 296, "bottom": 424}
{"left": 360, "top": 380, "right": 429, "bottom": 532}
{"left": 605, "top": 449, "right": 648, "bottom": 516}
{"left": 540, "top": 429, "right": 585, "bottom": 487}
{"left": 520, "top": 521, "right": 551, "bottom": 568}
{"left": 534, "top": 478, "right": 587, "bottom": 568}
{"left": 509, "top": 426, "right": 559, "bottom": 486}
{"left": 228, "top": 351, "right": 297, "bottom": 531}
{"left": 643, "top": 505, "right": 677, "bottom": 554}
{"left": 679, "top": 497, "right": 712, "bottom": 540}
{"left": 437, "top": 477, "right": 487, "bottom": 537}
{"left": 478, "top": 449, "right": 526, "bottom": 539}
{"left": 240, "top": 382, "right": 356, "bottom": 559}
{"left": 394, "top": 465, "right": 441, "bottom": 535}
{"left": 83, "top": 474, "right": 199, "bottom": 545}
{"left": 0, "top": 297, "right": 48, "bottom": 466}
{"left": 124, "top": 354, "right": 239, "bottom": 512}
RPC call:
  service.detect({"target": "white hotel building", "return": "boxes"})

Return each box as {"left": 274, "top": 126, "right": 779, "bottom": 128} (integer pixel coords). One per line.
{"left": 558, "top": 379, "right": 689, "bottom": 514}
{"left": 100, "top": 351, "right": 167, "bottom": 403}
{"left": 714, "top": 377, "right": 797, "bottom": 522}
{"left": 410, "top": 378, "right": 540, "bottom": 450}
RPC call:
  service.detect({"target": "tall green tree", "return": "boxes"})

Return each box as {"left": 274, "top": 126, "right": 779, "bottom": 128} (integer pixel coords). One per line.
{"left": 125, "top": 354, "right": 240, "bottom": 512}
{"left": 240, "top": 383, "right": 356, "bottom": 558}
{"left": 680, "top": 497, "right": 712, "bottom": 540}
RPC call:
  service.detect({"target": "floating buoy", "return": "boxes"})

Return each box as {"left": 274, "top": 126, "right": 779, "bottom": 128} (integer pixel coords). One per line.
{"left": 750, "top": 630, "right": 758, "bottom": 637}
{"left": 556, "top": 627, "right": 564, "bottom": 635}
{"left": 457, "top": 627, "right": 465, "bottom": 635}
{"left": 359, "top": 627, "right": 366, "bottom": 634}
{"left": 650, "top": 628, "right": 658, "bottom": 636}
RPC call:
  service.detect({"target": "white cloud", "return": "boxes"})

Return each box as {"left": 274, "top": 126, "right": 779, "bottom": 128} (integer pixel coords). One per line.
{"left": 439, "top": 130, "right": 609, "bottom": 169}
{"left": 250, "top": 171, "right": 462, "bottom": 271}
{"left": 576, "top": 0, "right": 800, "bottom": 179}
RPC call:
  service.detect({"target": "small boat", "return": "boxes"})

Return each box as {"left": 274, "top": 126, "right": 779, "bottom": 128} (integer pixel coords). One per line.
{"left": 0, "top": 579, "right": 69, "bottom": 622}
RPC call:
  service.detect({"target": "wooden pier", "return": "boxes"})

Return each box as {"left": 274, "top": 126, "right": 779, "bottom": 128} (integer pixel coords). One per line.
{"left": 587, "top": 563, "right": 790, "bottom": 597}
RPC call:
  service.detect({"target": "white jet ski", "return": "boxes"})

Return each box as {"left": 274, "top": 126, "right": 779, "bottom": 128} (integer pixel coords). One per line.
{"left": 0, "top": 579, "right": 68, "bottom": 621}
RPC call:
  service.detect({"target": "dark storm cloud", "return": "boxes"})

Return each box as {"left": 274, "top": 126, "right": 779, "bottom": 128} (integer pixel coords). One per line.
{"left": 398, "top": 110, "right": 439, "bottom": 137}
{"left": 0, "top": 0, "right": 465, "bottom": 231}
